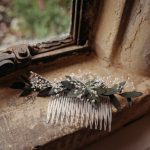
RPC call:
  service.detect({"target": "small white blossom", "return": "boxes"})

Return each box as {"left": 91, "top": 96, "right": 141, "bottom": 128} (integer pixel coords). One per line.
{"left": 54, "top": 89, "right": 58, "bottom": 93}
{"left": 77, "top": 94, "right": 82, "bottom": 99}
{"left": 95, "top": 94, "right": 98, "bottom": 97}
{"left": 92, "top": 99, "right": 95, "bottom": 103}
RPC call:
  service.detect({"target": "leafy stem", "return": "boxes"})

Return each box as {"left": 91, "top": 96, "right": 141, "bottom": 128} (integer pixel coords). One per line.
{"left": 10, "top": 72, "right": 143, "bottom": 109}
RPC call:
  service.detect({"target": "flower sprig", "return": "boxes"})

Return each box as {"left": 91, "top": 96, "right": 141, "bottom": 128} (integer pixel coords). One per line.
{"left": 10, "top": 72, "right": 143, "bottom": 110}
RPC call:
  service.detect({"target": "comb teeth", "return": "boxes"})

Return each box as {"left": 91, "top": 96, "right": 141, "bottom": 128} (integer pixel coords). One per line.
{"left": 46, "top": 96, "right": 112, "bottom": 131}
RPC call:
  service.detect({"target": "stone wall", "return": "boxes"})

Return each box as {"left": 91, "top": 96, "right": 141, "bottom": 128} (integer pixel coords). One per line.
{"left": 93, "top": 0, "right": 150, "bottom": 76}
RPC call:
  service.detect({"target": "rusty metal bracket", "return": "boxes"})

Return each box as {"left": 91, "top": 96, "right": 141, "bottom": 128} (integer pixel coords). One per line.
{"left": 0, "top": 44, "right": 32, "bottom": 77}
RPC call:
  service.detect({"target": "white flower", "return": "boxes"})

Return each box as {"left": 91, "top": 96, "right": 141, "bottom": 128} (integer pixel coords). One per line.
{"left": 91, "top": 99, "right": 95, "bottom": 103}
{"left": 74, "top": 90, "right": 78, "bottom": 94}
{"left": 77, "top": 94, "right": 82, "bottom": 99}
{"left": 95, "top": 94, "right": 98, "bottom": 97}
{"left": 54, "top": 89, "right": 58, "bottom": 93}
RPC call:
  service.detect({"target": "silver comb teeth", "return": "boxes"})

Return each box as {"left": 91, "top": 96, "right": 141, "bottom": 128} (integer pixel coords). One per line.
{"left": 46, "top": 96, "right": 112, "bottom": 131}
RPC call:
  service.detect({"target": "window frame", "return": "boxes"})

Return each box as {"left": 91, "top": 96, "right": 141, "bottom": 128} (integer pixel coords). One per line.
{"left": 0, "top": 0, "right": 99, "bottom": 77}
{"left": 31, "top": 0, "right": 90, "bottom": 54}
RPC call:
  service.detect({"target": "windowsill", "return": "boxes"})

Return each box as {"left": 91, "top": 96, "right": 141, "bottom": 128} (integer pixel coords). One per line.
{"left": 0, "top": 52, "right": 149, "bottom": 149}
{"left": 0, "top": 44, "right": 89, "bottom": 78}
{"left": 32, "top": 44, "right": 90, "bottom": 62}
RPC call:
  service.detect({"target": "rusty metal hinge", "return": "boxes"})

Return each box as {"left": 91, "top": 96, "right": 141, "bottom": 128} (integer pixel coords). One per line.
{"left": 0, "top": 44, "right": 32, "bottom": 77}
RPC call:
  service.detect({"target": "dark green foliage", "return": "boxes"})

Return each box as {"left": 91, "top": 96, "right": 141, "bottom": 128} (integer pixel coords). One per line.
{"left": 48, "top": 87, "right": 63, "bottom": 95}
{"left": 20, "top": 87, "right": 33, "bottom": 96}
{"left": 37, "top": 87, "right": 52, "bottom": 97}
{"left": 120, "top": 91, "right": 143, "bottom": 98}
{"left": 11, "top": 75, "right": 33, "bottom": 96}
{"left": 11, "top": 73, "right": 143, "bottom": 109}
{"left": 120, "top": 91, "right": 143, "bottom": 107}
{"left": 61, "top": 80, "right": 75, "bottom": 90}
{"left": 118, "top": 81, "right": 126, "bottom": 92}
{"left": 95, "top": 86, "right": 107, "bottom": 95}
{"left": 109, "top": 95, "right": 121, "bottom": 111}
{"left": 67, "top": 89, "right": 83, "bottom": 98}
{"left": 104, "top": 81, "right": 126, "bottom": 95}
{"left": 103, "top": 85, "right": 119, "bottom": 95}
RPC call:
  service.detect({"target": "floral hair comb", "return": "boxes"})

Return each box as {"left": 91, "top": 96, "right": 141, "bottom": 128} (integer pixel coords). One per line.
{"left": 11, "top": 71, "right": 143, "bottom": 131}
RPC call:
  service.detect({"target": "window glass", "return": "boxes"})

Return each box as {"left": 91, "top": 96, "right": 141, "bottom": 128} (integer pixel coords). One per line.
{"left": 0, "top": 0, "right": 71, "bottom": 49}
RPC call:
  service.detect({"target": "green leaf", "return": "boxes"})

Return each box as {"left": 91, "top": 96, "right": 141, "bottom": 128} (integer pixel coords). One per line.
{"left": 67, "top": 89, "right": 82, "bottom": 98}
{"left": 49, "top": 88, "right": 62, "bottom": 95}
{"left": 103, "top": 85, "right": 118, "bottom": 95}
{"left": 103, "top": 81, "right": 126, "bottom": 95}
{"left": 87, "top": 92, "right": 99, "bottom": 102}
{"left": 118, "top": 81, "right": 126, "bottom": 86}
{"left": 95, "top": 86, "right": 107, "bottom": 95}
{"left": 49, "top": 89, "right": 56, "bottom": 95}
{"left": 109, "top": 95, "right": 121, "bottom": 111}
{"left": 61, "top": 80, "right": 75, "bottom": 90}
{"left": 120, "top": 91, "right": 143, "bottom": 98}
{"left": 37, "top": 87, "right": 52, "bottom": 97}
{"left": 84, "top": 87, "right": 89, "bottom": 96}
{"left": 20, "top": 87, "right": 32, "bottom": 96}
{"left": 118, "top": 81, "right": 126, "bottom": 92}
{"left": 85, "top": 80, "right": 96, "bottom": 86}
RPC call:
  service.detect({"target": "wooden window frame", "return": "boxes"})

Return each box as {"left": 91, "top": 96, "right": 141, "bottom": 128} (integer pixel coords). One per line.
{"left": 0, "top": 0, "right": 99, "bottom": 77}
